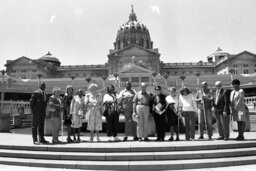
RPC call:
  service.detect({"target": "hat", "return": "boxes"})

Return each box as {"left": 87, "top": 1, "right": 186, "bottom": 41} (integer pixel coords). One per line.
{"left": 155, "top": 86, "right": 161, "bottom": 90}
{"left": 215, "top": 81, "right": 222, "bottom": 86}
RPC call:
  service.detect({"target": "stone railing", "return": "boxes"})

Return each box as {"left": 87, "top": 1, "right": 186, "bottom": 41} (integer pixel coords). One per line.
{"left": 0, "top": 101, "right": 30, "bottom": 114}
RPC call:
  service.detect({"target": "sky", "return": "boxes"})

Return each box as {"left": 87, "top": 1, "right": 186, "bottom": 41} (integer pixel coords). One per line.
{"left": 0, "top": 0, "right": 256, "bottom": 70}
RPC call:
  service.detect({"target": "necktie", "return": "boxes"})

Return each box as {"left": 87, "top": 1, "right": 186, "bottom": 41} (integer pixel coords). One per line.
{"left": 215, "top": 90, "right": 219, "bottom": 105}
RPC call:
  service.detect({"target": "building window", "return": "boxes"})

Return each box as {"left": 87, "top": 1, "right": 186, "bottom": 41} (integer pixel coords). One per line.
{"left": 254, "top": 64, "right": 256, "bottom": 67}
{"left": 244, "top": 64, "right": 249, "bottom": 67}
{"left": 254, "top": 69, "right": 256, "bottom": 73}
{"left": 244, "top": 70, "right": 249, "bottom": 74}
{"left": 21, "top": 75, "right": 26, "bottom": 79}
{"left": 11, "top": 70, "right": 16, "bottom": 73}
{"left": 21, "top": 69, "right": 26, "bottom": 72}
{"left": 233, "top": 64, "right": 238, "bottom": 68}
{"left": 32, "top": 69, "right": 37, "bottom": 72}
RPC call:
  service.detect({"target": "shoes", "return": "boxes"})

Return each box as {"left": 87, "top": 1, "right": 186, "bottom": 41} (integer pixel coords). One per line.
{"left": 168, "top": 137, "right": 174, "bottom": 141}
{"left": 236, "top": 136, "right": 245, "bottom": 141}
{"left": 197, "top": 136, "right": 204, "bottom": 140}
{"left": 208, "top": 136, "right": 212, "bottom": 140}
{"left": 76, "top": 138, "right": 81, "bottom": 143}
{"left": 67, "top": 137, "right": 74, "bottom": 143}
{"left": 89, "top": 137, "right": 94, "bottom": 142}
{"left": 160, "top": 138, "right": 165, "bottom": 141}
{"left": 144, "top": 137, "right": 149, "bottom": 142}
{"left": 216, "top": 136, "right": 224, "bottom": 140}
{"left": 40, "top": 139, "right": 49, "bottom": 144}
{"left": 138, "top": 137, "right": 143, "bottom": 142}
{"left": 224, "top": 137, "right": 229, "bottom": 141}
{"left": 114, "top": 136, "right": 121, "bottom": 142}
{"left": 133, "top": 137, "right": 139, "bottom": 141}
{"left": 156, "top": 138, "right": 161, "bottom": 141}
{"left": 52, "top": 140, "right": 62, "bottom": 144}
{"left": 33, "top": 140, "right": 40, "bottom": 145}
{"left": 176, "top": 137, "right": 180, "bottom": 141}
{"left": 108, "top": 136, "right": 113, "bottom": 142}
{"left": 96, "top": 137, "right": 100, "bottom": 142}
{"left": 123, "top": 137, "right": 128, "bottom": 141}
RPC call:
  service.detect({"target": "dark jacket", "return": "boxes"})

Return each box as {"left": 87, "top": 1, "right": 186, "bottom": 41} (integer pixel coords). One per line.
{"left": 152, "top": 94, "right": 167, "bottom": 114}
{"left": 213, "top": 88, "right": 231, "bottom": 115}
{"left": 30, "top": 89, "right": 48, "bottom": 115}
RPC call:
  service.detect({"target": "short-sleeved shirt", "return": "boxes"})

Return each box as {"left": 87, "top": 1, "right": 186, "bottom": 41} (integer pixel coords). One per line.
{"left": 119, "top": 89, "right": 136, "bottom": 110}
{"left": 133, "top": 91, "right": 151, "bottom": 106}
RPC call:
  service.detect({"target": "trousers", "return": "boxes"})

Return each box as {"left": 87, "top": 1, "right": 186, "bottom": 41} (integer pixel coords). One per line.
{"left": 106, "top": 111, "right": 119, "bottom": 137}
{"left": 216, "top": 112, "right": 230, "bottom": 138}
{"left": 198, "top": 108, "right": 213, "bottom": 137}
{"left": 136, "top": 105, "right": 150, "bottom": 138}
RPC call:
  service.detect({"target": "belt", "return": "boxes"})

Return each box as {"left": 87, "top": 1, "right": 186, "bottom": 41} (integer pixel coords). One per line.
{"left": 138, "top": 103, "right": 149, "bottom": 106}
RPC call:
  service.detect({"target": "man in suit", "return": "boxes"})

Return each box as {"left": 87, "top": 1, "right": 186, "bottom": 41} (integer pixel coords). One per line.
{"left": 30, "top": 82, "right": 49, "bottom": 144}
{"left": 213, "top": 81, "right": 231, "bottom": 140}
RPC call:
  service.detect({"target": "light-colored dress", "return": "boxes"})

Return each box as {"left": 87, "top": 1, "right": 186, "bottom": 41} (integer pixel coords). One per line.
{"left": 230, "top": 89, "right": 246, "bottom": 122}
{"left": 70, "top": 95, "right": 84, "bottom": 128}
{"left": 85, "top": 93, "right": 103, "bottom": 131}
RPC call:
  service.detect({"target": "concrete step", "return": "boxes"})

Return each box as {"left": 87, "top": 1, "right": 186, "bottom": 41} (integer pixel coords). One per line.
{"left": 0, "top": 147, "right": 256, "bottom": 161}
{"left": 0, "top": 155, "right": 256, "bottom": 170}
{"left": 1, "top": 141, "right": 256, "bottom": 152}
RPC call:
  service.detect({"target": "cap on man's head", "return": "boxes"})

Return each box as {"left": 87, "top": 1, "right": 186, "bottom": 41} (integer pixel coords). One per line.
{"left": 215, "top": 81, "right": 222, "bottom": 86}
{"left": 155, "top": 86, "right": 161, "bottom": 90}
{"left": 201, "top": 81, "right": 207, "bottom": 85}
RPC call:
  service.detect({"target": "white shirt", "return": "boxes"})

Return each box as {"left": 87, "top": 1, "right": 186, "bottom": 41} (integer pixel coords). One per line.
{"left": 179, "top": 94, "right": 197, "bottom": 112}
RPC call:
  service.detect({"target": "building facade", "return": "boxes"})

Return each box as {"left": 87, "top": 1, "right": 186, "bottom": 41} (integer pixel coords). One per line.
{"left": 4, "top": 7, "right": 256, "bottom": 85}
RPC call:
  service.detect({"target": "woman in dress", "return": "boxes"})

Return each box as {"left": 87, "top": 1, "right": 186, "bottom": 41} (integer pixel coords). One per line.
{"left": 230, "top": 79, "right": 246, "bottom": 140}
{"left": 103, "top": 85, "right": 120, "bottom": 142}
{"left": 166, "top": 87, "right": 180, "bottom": 141}
{"left": 84, "top": 83, "right": 103, "bottom": 142}
{"left": 62, "top": 85, "right": 74, "bottom": 143}
{"left": 70, "top": 89, "right": 84, "bottom": 142}
{"left": 179, "top": 87, "right": 197, "bottom": 141}
{"left": 48, "top": 87, "right": 62, "bottom": 144}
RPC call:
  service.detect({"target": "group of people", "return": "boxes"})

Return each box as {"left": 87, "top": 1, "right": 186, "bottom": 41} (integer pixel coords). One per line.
{"left": 29, "top": 78, "right": 247, "bottom": 144}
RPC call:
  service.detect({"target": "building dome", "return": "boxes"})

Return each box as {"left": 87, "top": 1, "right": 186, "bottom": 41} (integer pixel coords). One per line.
{"left": 39, "top": 52, "right": 61, "bottom": 66}
{"left": 114, "top": 6, "right": 153, "bottom": 50}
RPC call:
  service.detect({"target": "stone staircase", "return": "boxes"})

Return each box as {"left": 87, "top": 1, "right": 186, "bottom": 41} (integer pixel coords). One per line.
{"left": 1, "top": 141, "right": 256, "bottom": 170}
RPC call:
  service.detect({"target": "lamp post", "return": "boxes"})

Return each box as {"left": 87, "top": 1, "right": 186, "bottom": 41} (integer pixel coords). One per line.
{"left": 1, "top": 70, "right": 6, "bottom": 105}
{"left": 195, "top": 72, "right": 201, "bottom": 86}
{"left": 113, "top": 73, "right": 119, "bottom": 87}
{"left": 70, "top": 75, "right": 76, "bottom": 86}
{"left": 229, "top": 69, "right": 235, "bottom": 82}
{"left": 36, "top": 73, "right": 42, "bottom": 87}
{"left": 179, "top": 74, "right": 186, "bottom": 87}
{"left": 86, "top": 77, "right": 92, "bottom": 84}
{"left": 101, "top": 75, "right": 107, "bottom": 88}
{"left": 152, "top": 72, "right": 157, "bottom": 86}
{"left": 163, "top": 74, "right": 169, "bottom": 87}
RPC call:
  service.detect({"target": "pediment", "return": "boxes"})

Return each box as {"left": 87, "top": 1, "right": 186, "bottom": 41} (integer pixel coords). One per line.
{"left": 6, "top": 56, "right": 36, "bottom": 66}
{"left": 109, "top": 44, "right": 159, "bottom": 56}
{"left": 118, "top": 63, "right": 153, "bottom": 74}
{"left": 232, "top": 51, "right": 256, "bottom": 61}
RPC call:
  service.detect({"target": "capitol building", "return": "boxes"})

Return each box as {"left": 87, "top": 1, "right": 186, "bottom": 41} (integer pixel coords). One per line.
{"left": 2, "top": 7, "right": 256, "bottom": 97}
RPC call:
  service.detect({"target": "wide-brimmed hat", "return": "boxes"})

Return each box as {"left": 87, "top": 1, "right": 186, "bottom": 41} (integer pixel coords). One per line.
{"left": 180, "top": 86, "right": 191, "bottom": 95}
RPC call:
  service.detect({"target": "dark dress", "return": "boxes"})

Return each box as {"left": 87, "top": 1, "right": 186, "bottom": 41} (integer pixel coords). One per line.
{"left": 166, "top": 105, "right": 178, "bottom": 126}
{"left": 62, "top": 94, "right": 73, "bottom": 125}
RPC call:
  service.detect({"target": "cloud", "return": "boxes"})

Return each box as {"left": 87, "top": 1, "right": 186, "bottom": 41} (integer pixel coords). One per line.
{"left": 50, "top": 15, "right": 56, "bottom": 23}
{"left": 150, "top": 6, "right": 160, "bottom": 15}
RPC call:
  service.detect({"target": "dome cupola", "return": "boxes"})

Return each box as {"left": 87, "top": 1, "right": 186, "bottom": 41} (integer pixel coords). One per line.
{"left": 39, "top": 51, "right": 61, "bottom": 66}
{"left": 114, "top": 5, "right": 153, "bottom": 50}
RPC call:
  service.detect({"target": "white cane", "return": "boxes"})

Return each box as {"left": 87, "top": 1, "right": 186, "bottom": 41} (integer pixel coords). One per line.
{"left": 61, "top": 110, "right": 63, "bottom": 142}
{"left": 202, "top": 99, "right": 208, "bottom": 136}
